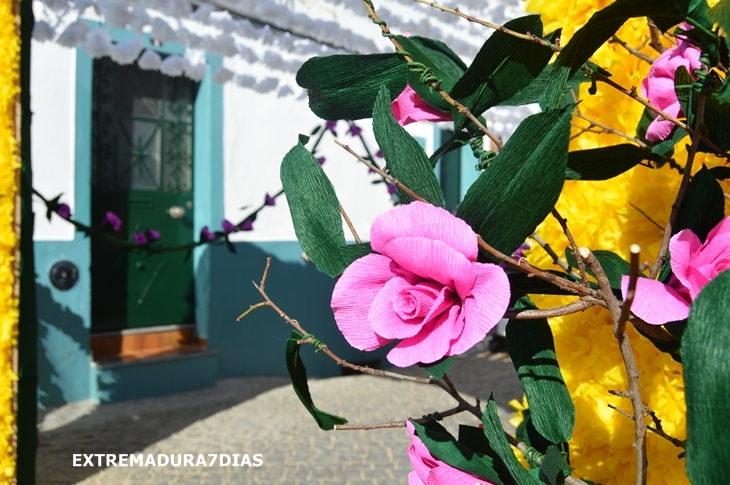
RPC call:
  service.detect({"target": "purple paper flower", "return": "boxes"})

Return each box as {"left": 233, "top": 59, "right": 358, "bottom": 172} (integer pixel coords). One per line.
{"left": 147, "top": 228, "right": 160, "bottom": 241}
{"left": 200, "top": 226, "right": 216, "bottom": 241}
{"left": 325, "top": 120, "right": 337, "bottom": 133}
{"left": 133, "top": 232, "right": 148, "bottom": 245}
{"left": 240, "top": 218, "right": 254, "bottom": 231}
{"left": 55, "top": 203, "right": 71, "bottom": 220}
{"left": 264, "top": 193, "right": 276, "bottom": 206}
{"left": 102, "top": 211, "right": 122, "bottom": 231}
{"left": 317, "top": 156, "right": 326, "bottom": 165}
{"left": 387, "top": 183, "right": 397, "bottom": 195}
{"left": 349, "top": 124, "right": 362, "bottom": 137}
{"left": 375, "top": 149, "right": 383, "bottom": 159}
{"left": 221, "top": 219, "right": 236, "bottom": 234}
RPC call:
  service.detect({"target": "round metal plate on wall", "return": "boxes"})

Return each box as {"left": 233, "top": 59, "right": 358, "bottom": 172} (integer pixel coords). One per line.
{"left": 50, "top": 260, "right": 79, "bottom": 291}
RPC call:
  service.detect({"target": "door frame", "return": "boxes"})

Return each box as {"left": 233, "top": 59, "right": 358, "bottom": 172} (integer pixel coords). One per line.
{"left": 75, "top": 22, "right": 223, "bottom": 344}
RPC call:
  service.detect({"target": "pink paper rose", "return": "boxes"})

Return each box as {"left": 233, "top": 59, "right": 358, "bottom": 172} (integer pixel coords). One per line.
{"left": 623, "top": 217, "right": 730, "bottom": 324}
{"left": 331, "top": 201, "right": 510, "bottom": 367}
{"left": 641, "top": 27, "right": 701, "bottom": 142}
{"left": 406, "top": 421, "right": 496, "bottom": 485}
{"left": 392, "top": 85, "right": 454, "bottom": 127}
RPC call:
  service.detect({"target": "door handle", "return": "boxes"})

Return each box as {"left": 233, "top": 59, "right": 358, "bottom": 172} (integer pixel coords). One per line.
{"left": 167, "top": 205, "right": 186, "bottom": 219}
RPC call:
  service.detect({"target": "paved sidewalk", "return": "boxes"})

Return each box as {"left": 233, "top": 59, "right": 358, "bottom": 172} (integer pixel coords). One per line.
{"left": 37, "top": 345, "right": 522, "bottom": 485}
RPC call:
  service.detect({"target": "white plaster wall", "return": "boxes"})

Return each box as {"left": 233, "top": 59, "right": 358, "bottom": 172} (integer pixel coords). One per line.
{"left": 222, "top": 56, "right": 401, "bottom": 243}
{"left": 31, "top": 40, "right": 76, "bottom": 241}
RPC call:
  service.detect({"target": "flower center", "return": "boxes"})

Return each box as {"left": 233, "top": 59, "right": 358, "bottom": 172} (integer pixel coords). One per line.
{"left": 393, "top": 287, "right": 436, "bottom": 322}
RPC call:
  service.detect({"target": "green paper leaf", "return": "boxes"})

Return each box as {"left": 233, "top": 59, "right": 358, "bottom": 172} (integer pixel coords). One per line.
{"left": 565, "top": 248, "right": 631, "bottom": 290}
{"left": 429, "top": 130, "right": 471, "bottom": 168}
{"left": 540, "top": 0, "right": 689, "bottom": 108}
{"left": 285, "top": 330, "right": 348, "bottom": 430}
{"left": 396, "top": 35, "right": 467, "bottom": 112}
{"left": 709, "top": 166, "right": 730, "bottom": 179}
{"left": 506, "top": 304, "right": 574, "bottom": 444}
{"left": 481, "top": 398, "right": 543, "bottom": 485}
{"left": 514, "top": 408, "right": 567, "bottom": 461}
{"left": 280, "top": 142, "right": 347, "bottom": 277}
{"left": 418, "top": 356, "right": 454, "bottom": 379}
{"left": 709, "top": 0, "right": 730, "bottom": 38}
{"left": 539, "top": 445, "right": 572, "bottom": 485}
{"left": 565, "top": 144, "right": 661, "bottom": 180}
{"left": 451, "top": 15, "right": 554, "bottom": 130}
{"left": 676, "top": 65, "right": 730, "bottom": 154}
{"left": 683, "top": 270, "right": 730, "bottom": 485}
{"left": 339, "top": 242, "right": 372, "bottom": 267}
{"left": 674, "top": 166, "right": 725, "bottom": 242}
{"left": 457, "top": 106, "right": 572, "bottom": 258}
{"left": 409, "top": 419, "right": 507, "bottom": 484}
{"left": 650, "top": 126, "right": 687, "bottom": 158}
{"left": 496, "top": 61, "right": 603, "bottom": 108}
{"left": 296, "top": 54, "right": 407, "bottom": 120}
{"left": 372, "top": 85, "right": 445, "bottom": 206}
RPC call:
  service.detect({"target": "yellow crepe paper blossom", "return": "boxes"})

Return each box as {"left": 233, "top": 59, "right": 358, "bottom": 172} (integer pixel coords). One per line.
{"left": 519, "top": 1, "right": 729, "bottom": 484}
{"left": 0, "top": 0, "right": 20, "bottom": 481}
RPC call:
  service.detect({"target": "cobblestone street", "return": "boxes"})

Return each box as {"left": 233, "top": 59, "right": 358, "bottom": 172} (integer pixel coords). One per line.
{"left": 37, "top": 344, "right": 522, "bottom": 485}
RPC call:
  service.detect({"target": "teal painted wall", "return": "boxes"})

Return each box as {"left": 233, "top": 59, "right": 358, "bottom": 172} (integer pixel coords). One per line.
{"left": 207, "top": 241, "right": 392, "bottom": 378}
{"left": 35, "top": 47, "right": 93, "bottom": 407}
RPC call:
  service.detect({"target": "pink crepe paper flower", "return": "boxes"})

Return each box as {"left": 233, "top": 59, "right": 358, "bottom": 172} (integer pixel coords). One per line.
{"left": 406, "top": 421, "right": 496, "bottom": 485}
{"left": 641, "top": 26, "right": 701, "bottom": 142}
{"left": 622, "top": 217, "right": 730, "bottom": 324}
{"left": 392, "top": 85, "right": 453, "bottom": 127}
{"left": 331, "top": 201, "right": 510, "bottom": 367}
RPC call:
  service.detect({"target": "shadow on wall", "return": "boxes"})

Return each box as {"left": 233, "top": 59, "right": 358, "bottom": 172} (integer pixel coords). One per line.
{"left": 207, "top": 241, "right": 391, "bottom": 378}
{"left": 36, "top": 282, "right": 90, "bottom": 408}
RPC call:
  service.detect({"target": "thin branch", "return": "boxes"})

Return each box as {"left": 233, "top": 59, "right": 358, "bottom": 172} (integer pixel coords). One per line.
{"left": 505, "top": 297, "right": 605, "bottom": 319}
{"left": 573, "top": 113, "right": 649, "bottom": 149}
{"left": 608, "top": 404, "right": 686, "bottom": 450}
{"left": 629, "top": 202, "right": 665, "bottom": 231}
{"left": 339, "top": 203, "right": 362, "bottom": 243}
{"left": 647, "top": 18, "right": 667, "bottom": 54}
{"left": 582, "top": 247, "right": 647, "bottom": 485}
{"left": 618, "top": 245, "right": 641, "bottom": 336}
{"left": 595, "top": 74, "right": 723, "bottom": 157}
{"left": 610, "top": 35, "right": 656, "bottom": 64}
{"left": 649, "top": 94, "right": 706, "bottom": 279}
{"left": 552, "top": 209, "right": 588, "bottom": 286}
{"left": 334, "top": 404, "right": 469, "bottom": 430}
{"left": 360, "top": 0, "right": 503, "bottom": 149}
{"left": 410, "top": 0, "right": 559, "bottom": 50}
{"left": 529, "top": 231, "right": 578, "bottom": 277}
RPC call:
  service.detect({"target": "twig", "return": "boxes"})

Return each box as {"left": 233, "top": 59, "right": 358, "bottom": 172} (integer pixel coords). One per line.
{"left": 610, "top": 35, "right": 656, "bottom": 64}
{"left": 649, "top": 94, "right": 706, "bottom": 279}
{"left": 339, "top": 203, "right": 362, "bottom": 243}
{"left": 607, "top": 404, "right": 686, "bottom": 450}
{"left": 573, "top": 113, "right": 649, "bottom": 149}
{"left": 595, "top": 74, "right": 723, "bottom": 156}
{"left": 618, "top": 245, "right": 641, "bottom": 336}
{"left": 647, "top": 18, "right": 667, "bottom": 54}
{"left": 529, "top": 232, "right": 578, "bottom": 277}
{"left": 551, "top": 209, "right": 588, "bottom": 286}
{"left": 410, "top": 0, "right": 559, "bottom": 51}
{"left": 243, "top": 258, "right": 447, "bottom": 389}
{"left": 629, "top": 202, "right": 666, "bottom": 231}
{"left": 360, "top": 0, "right": 503, "bottom": 149}
{"left": 725, "top": 192, "right": 730, "bottom": 200}
{"left": 581, "top": 247, "right": 647, "bottom": 485}
{"left": 334, "top": 404, "right": 470, "bottom": 430}
{"left": 505, "top": 297, "right": 605, "bottom": 319}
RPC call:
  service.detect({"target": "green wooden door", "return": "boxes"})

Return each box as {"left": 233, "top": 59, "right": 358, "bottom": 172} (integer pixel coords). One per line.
{"left": 91, "top": 56, "right": 197, "bottom": 332}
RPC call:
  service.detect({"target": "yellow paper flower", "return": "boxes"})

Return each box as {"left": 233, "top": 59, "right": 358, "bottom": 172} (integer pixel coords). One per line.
{"left": 0, "top": 0, "right": 20, "bottom": 482}
{"left": 518, "top": 1, "right": 728, "bottom": 484}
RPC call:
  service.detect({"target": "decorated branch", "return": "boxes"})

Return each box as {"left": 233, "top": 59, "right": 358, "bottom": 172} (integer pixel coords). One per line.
{"left": 241, "top": 0, "right": 730, "bottom": 484}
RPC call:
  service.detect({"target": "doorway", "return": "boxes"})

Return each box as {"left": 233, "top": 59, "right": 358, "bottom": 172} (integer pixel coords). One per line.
{"left": 90, "top": 56, "right": 197, "bottom": 334}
